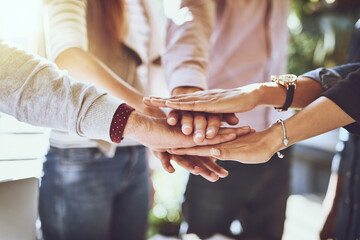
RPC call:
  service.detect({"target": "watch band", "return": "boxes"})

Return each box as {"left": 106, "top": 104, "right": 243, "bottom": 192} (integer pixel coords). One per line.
{"left": 275, "top": 84, "right": 295, "bottom": 112}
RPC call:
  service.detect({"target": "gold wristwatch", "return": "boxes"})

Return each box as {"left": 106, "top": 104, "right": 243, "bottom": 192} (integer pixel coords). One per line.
{"left": 271, "top": 74, "right": 297, "bottom": 112}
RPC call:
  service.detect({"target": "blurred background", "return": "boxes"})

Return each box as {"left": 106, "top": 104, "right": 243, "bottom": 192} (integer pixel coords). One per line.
{"left": 0, "top": 0, "right": 359, "bottom": 239}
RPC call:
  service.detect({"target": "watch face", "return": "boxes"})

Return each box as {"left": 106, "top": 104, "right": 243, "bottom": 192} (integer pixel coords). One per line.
{"left": 278, "top": 74, "right": 297, "bottom": 83}
{"left": 271, "top": 74, "right": 297, "bottom": 90}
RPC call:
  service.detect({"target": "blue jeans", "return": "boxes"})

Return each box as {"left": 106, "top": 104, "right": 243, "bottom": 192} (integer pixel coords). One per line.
{"left": 333, "top": 134, "right": 360, "bottom": 239}
{"left": 183, "top": 148, "right": 292, "bottom": 240}
{"left": 39, "top": 146, "right": 150, "bottom": 240}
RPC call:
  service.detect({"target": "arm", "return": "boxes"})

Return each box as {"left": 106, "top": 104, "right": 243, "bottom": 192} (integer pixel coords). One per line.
{"left": 160, "top": 66, "right": 360, "bottom": 163}
{"left": 163, "top": 0, "right": 216, "bottom": 93}
{"left": 146, "top": 63, "right": 360, "bottom": 113}
{"left": 0, "top": 40, "right": 122, "bottom": 141}
{"left": 55, "top": 48, "right": 150, "bottom": 114}
{"left": 145, "top": 76, "right": 324, "bottom": 113}
{"left": 0, "top": 40, "right": 248, "bottom": 180}
{"left": 169, "top": 96, "right": 356, "bottom": 163}
{"left": 44, "top": 0, "right": 162, "bottom": 117}
{"left": 163, "top": 0, "right": 239, "bottom": 141}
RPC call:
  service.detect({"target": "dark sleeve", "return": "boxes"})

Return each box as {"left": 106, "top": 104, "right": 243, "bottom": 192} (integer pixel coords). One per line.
{"left": 321, "top": 69, "right": 360, "bottom": 135}
{"left": 300, "top": 63, "right": 360, "bottom": 90}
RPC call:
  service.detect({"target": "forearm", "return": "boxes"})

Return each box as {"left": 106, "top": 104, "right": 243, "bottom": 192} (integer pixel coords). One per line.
{"left": 163, "top": 0, "right": 216, "bottom": 93}
{"left": 269, "top": 96, "right": 356, "bottom": 152}
{"left": 55, "top": 48, "right": 145, "bottom": 110}
{"left": 0, "top": 40, "right": 123, "bottom": 141}
{"left": 256, "top": 76, "right": 323, "bottom": 109}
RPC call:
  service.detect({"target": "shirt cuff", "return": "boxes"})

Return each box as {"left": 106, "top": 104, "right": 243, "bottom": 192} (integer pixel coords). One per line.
{"left": 300, "top": 67, "right": 342, "bottom": 91}
{"left": 321, "top": 70, "right": 360, "bottom": 135}
{"left": 167, "top": 67, "right": 208, "bottom": 94}
{"left": 79, "top": 94, "right": 124, "bottom": 142}
{"left": 109, "top": 104, "right": 135, "bottom": 143}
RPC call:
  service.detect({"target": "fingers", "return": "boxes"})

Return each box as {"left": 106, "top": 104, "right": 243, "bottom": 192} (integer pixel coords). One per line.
{"left": 169, "top": 146, "right": 233, "bottom": 161}
{"left": 154, "top": 151, "right": 228, "bottom": 182}
{"left": 169, "top": 146, "right": 213, "bottom": 157}
{"left": 167, "top": 110, "right": 179, "bottom": 126}
{"left": 152, "top": 151, "right": 175, "bottom": 173}
{"left": 144, "top": 96, "right": 215, "bottom": 113}
{"left": 206, "top": 114, "right": 222, "bottom": 139}
{"left": 170, "top": 154, "right": 198, "bottom": 175}
{"left": 233, "top": 126, "right": 255, "bottom": 136}
{"left": 210, "top": 148, "right": 229, "bottom": 160}
{"left": 196, "top": 126, "right": 252, "bottom": 146}
{"left": 181, "top": 111, "right": 194, "bottom": 135}
{"left": 143, "top": 97, "right": 167, "bottom": 108}
{"left": 223, "top": 113, "right": 239, "bottom": 125}
{"left": 196, "top": 156, "right": 228, "bottom": 178}
{"left": 173, "top": 155, "right": 220, "bottom": 182}
{"left": 199, "top": 132, "right": 237, "bottom": 146}
{"left": 193, "top": 112, "right": 207, "bottom": 144}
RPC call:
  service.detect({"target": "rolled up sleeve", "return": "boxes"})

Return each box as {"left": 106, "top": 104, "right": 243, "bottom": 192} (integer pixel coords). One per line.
{"left": 43, "top": 0, "right": 88, "bottom": 61}
{"left": 163, "top": 0, "right": 216, "bottom": 93}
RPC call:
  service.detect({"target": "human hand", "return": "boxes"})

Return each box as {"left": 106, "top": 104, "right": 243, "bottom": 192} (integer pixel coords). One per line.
{"left": 149, "top": 87, "right": 239, "bottom": 144}
{"left": 151, "top": 150, "right": 228, "bottom": 182}
{"left": 143, "top": 84, "right": 263, "bottom": 114}
{"left": 123, "top": 111, "right": 253, "bottom": 150}
{"left": 167, "top": 110, "right": 239, "bottom": 143}
{"left": 139, "top": 104, "right": 167, "bottom": 119}
{"left": 167, "top": 125, "right": 283, "bottom": 164}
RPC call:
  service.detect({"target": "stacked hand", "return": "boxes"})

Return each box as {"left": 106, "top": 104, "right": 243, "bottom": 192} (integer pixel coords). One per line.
{"left": 143, "top": 84, "right": 263, "bottom": 114}
{"left": 141, "top": 86, "right": 266, "bottom": 165}
{"left": 124, "top": 108, "right": 253, "bottom": 182}
{"left": 167, "top": 125, "right": 283, "bottom": 164}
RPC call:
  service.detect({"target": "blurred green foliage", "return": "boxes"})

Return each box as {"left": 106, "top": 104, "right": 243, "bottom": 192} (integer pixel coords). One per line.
{"left": 287, "top": 0, "right": 360, "bottom": 75}
{"left": 146, "top": 165, "right": 187, "bottom": 238}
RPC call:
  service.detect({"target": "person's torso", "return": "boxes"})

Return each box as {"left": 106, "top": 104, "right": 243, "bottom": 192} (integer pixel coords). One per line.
{"left": 43, "top": 0, "right": 164, "bottom": 152}
{"left": 209, "top": 0, "right": 291, "bottom": 130}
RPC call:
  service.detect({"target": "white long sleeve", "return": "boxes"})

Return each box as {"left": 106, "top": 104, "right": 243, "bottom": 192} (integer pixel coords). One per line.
{"left": 0, "top": 40, "right": 124, "bottom": 142}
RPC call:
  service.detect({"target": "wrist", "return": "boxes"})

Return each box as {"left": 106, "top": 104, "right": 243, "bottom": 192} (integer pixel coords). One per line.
{"left": 266, "top": 122, "right": 288, "bottom": 154}
{"left": 123, "top": 111, "right": 149, "bottom": 141}
{"left": 257, "top": 82, "right": 287, "bottom": 107}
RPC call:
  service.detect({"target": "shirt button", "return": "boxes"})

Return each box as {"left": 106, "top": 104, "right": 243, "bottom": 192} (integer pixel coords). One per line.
{"left": 353, "top": 203, "right": 358, "bottom": 211}
{"left": 346, "top": 171, "right": 352, "bottom": 178}
{"left": 346, "top": 197, "right": 351, "bottom": 204}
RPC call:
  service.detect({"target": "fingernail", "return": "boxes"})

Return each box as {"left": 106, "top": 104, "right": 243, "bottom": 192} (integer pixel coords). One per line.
{"left": 242, "top": 126, "right": 250, "bottom": 130}
{"left": 206, "top": 128, "right": 215, "bottom": 137}
{"left": 194, "top": 132, "right": 204, "bottom": 142}
{"left": 211, "top": 148, "right": 221, "bottom": 157}
{"left": 168, "top": 166, "right": 175, "bottom": 173}
{"left": 219, "top": 169, "right": 228, "bottom": 178}
{"left": 210, "top": 172, "right": 218, "bottom": 181}
{"left": 195, "top": 132, "right": 204, "bottom": 139}
{"left": 167, "top": 117, "right": 177, "bottom": 125}
{"left": 193, "top": 166, "right": 200, "bottom": 175}
{"left": 229, "top": 133, "right": 236, "bottom": 138}
{"left": 182, "top": 124, "right": 192, "bottom": 134}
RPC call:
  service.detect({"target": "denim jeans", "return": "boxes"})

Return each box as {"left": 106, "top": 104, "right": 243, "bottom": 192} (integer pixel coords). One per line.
{"left": 39, "top": 146, "right": 150, "bottom": 240}
{"left": 183, "top": 148, "right": 292, "bottom": 240}
{"left": 333, "top": 134, "right": 360, "bottom": 239}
